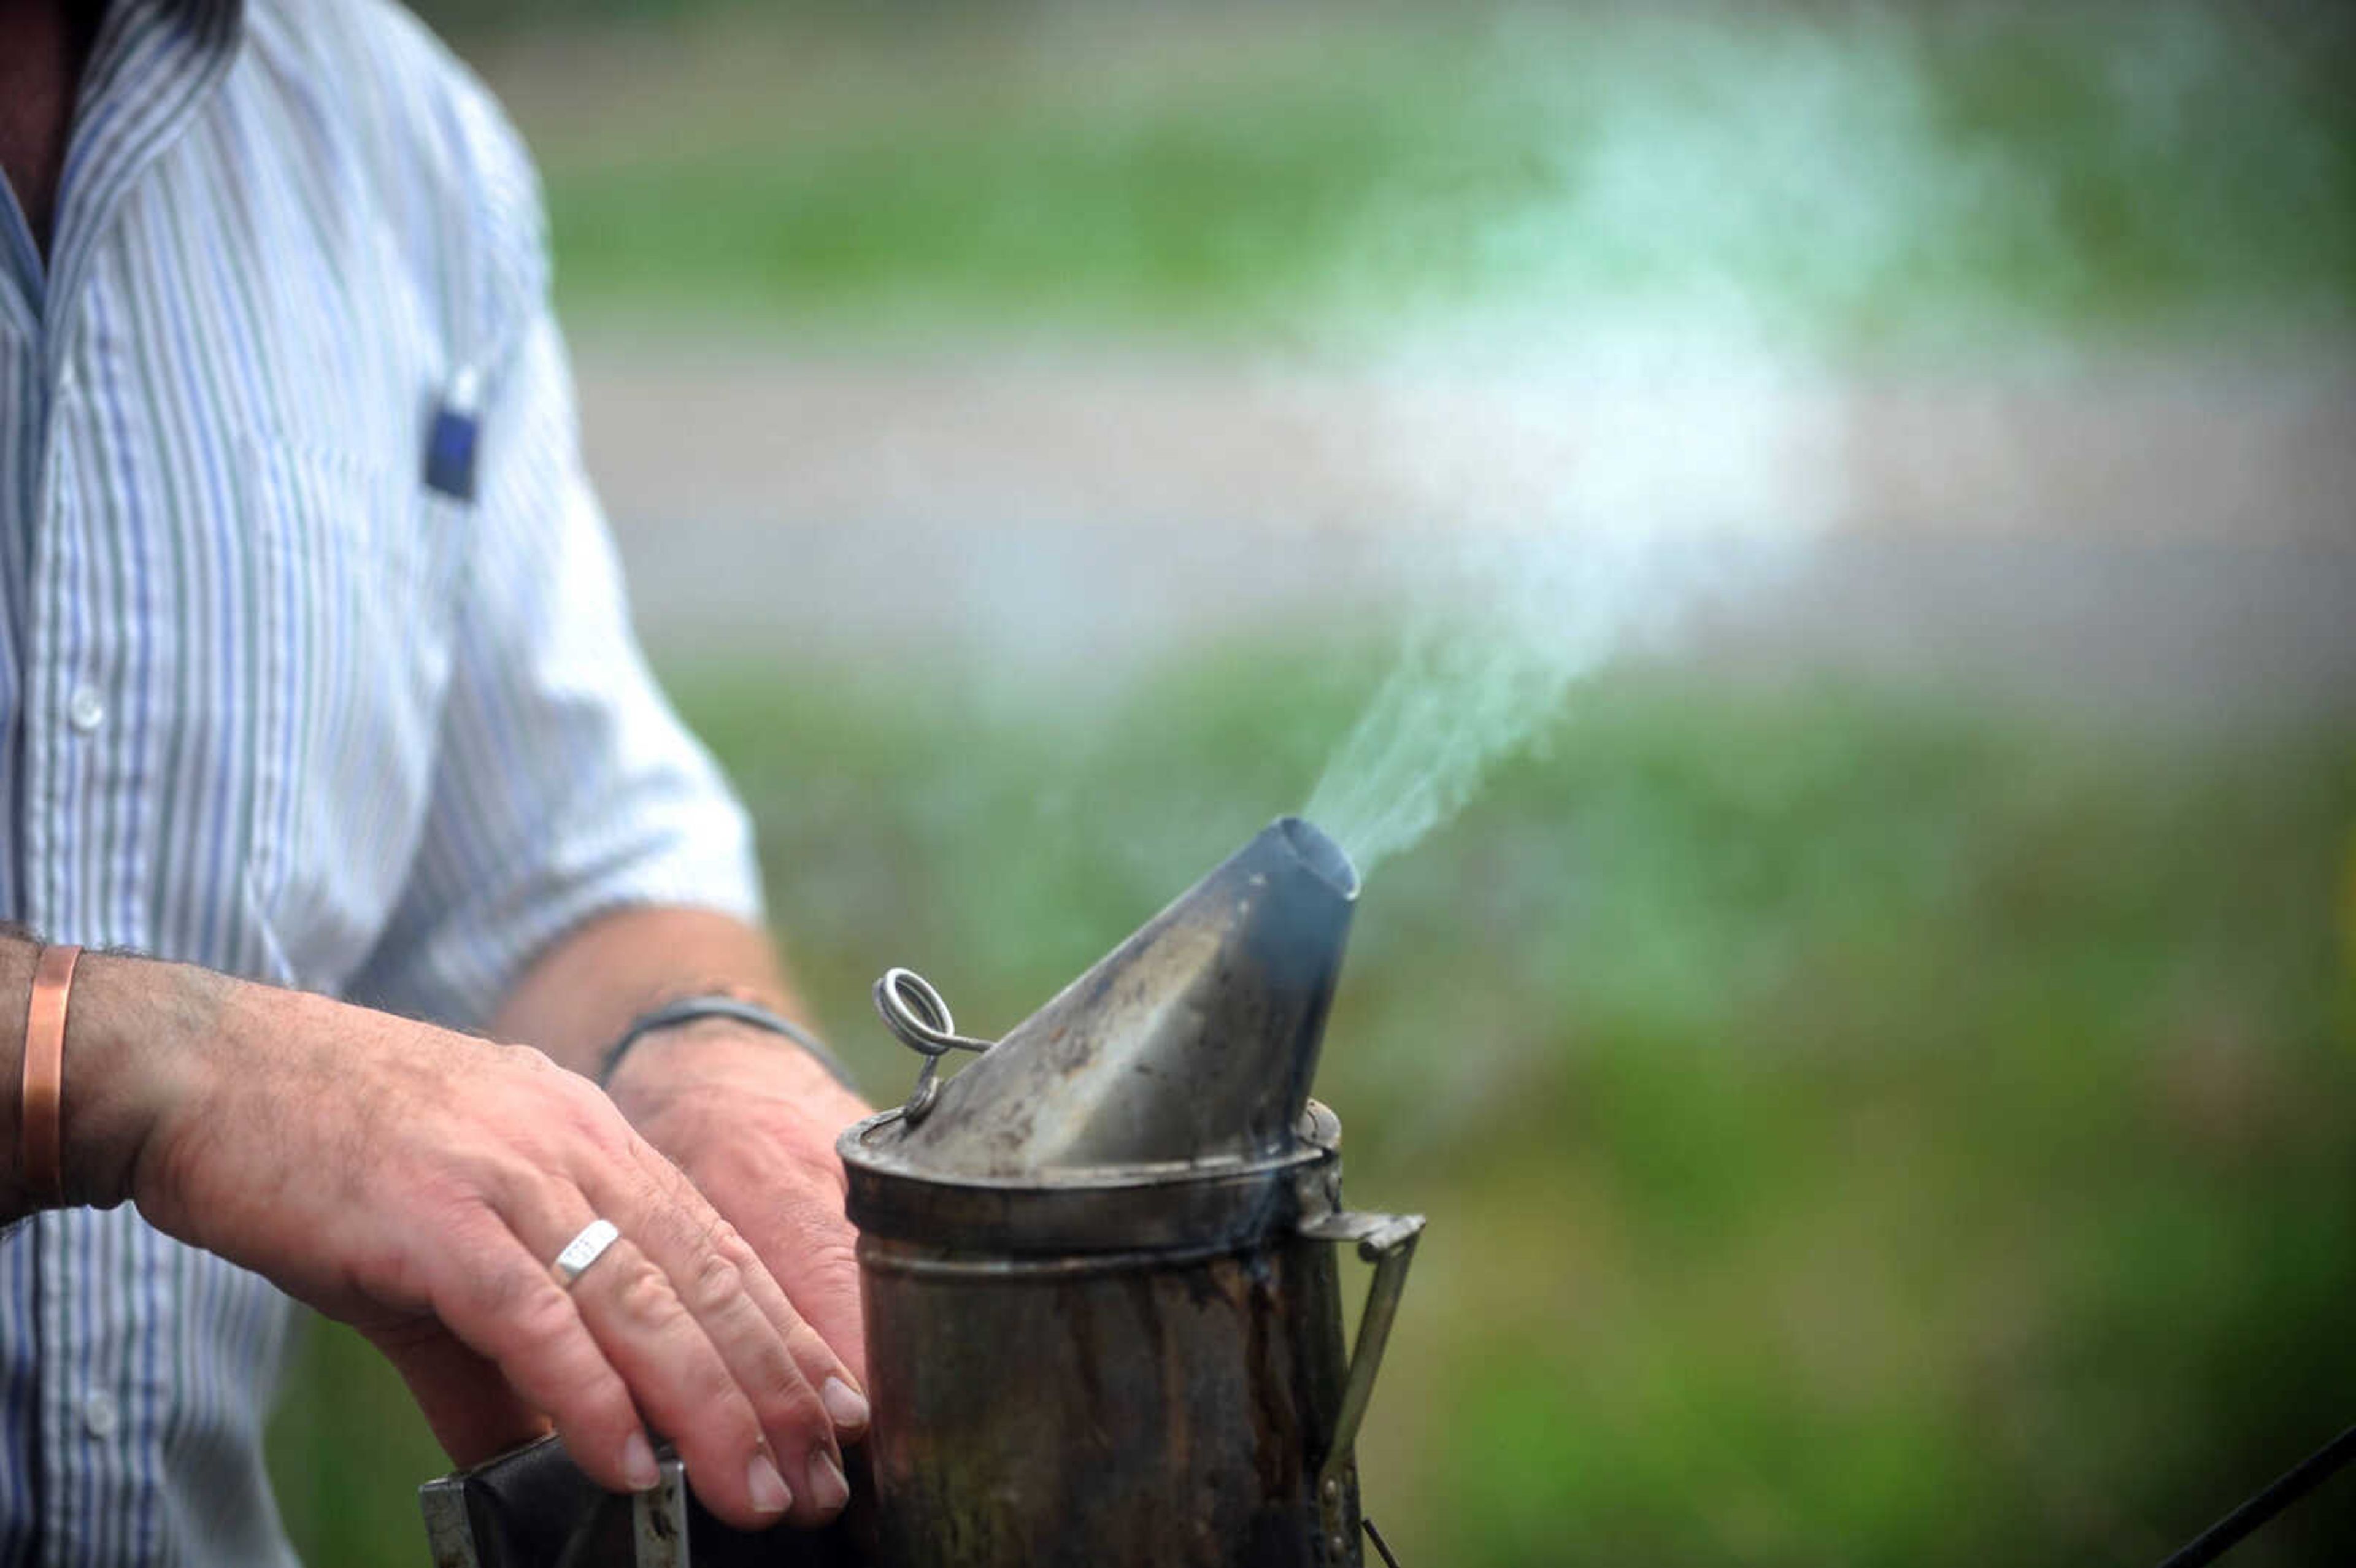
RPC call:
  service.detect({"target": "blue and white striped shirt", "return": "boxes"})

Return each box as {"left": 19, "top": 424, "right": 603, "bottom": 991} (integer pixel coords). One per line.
{"left": 0, "top": 2, "right": 764, "bottom": 1561}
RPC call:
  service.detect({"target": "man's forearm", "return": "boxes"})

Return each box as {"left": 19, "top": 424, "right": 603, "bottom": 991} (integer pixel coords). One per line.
{"left": 0, "top": 905, "right": 811, "bottom": 1221}
{"left": 0, "top": 922, "right": 866, "bottom": 1523}
{"left": 489, "top": 905, "right": 816, "bottom": 1082}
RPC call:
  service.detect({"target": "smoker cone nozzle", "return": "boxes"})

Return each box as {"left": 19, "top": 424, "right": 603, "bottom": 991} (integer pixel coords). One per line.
{"left": 891, "top": 815, "right": 1359, "bottom": 1178}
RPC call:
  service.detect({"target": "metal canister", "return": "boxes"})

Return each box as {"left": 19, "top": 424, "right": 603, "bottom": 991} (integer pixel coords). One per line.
{"left": 844, "top": 817, "right": 1423, "bottom": 1568}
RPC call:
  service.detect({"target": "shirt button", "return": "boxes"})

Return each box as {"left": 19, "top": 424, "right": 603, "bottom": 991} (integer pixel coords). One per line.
{"left": 82, "top": 1391, "right": 118, "bottom": 1439}
{"left": 66, "top": 686, "right": 106, "bottom": 732}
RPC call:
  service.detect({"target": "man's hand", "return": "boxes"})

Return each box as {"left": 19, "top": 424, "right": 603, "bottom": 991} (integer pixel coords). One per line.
{"left": 602, "top": 1023, "right": 876, "bottom": 1389}
{"left": 42, "top": 950, "right": 861, "bottom": 1532}
{"left": 482, "top": 904, "right": 879, "bottom": 1520}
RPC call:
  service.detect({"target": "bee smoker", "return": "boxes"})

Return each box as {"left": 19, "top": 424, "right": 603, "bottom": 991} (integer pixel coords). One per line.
{"left": 420, "top": 815, "right": 1420, "bottom": 1567}
{"left": 844, "top": 814, "right": 1421, "bottom": 1567}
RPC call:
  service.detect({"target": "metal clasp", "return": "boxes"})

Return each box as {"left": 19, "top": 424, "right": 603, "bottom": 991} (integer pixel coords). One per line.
{"left": 1301, "top": 1208, "right": 1425, "bottom": 1564}
{"left": 871, "top": 967, "right": 996, "bottom": 1124}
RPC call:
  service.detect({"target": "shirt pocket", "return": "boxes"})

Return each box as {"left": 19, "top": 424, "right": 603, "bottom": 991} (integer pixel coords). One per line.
{"left": 233, "top": 430, "right": 458, "bottom": 993}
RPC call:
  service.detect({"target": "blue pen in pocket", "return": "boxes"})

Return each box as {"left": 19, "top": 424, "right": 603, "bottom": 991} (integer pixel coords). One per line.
{"left": 423, "top": 363, "right": 480, "bottom": 502}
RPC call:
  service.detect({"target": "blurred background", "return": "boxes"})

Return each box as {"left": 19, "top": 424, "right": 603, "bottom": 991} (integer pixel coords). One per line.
{"left": 270, "top": 2, "right": 2356, "bottom": 1563}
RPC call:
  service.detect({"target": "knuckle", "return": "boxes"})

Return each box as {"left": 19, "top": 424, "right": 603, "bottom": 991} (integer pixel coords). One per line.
{"left": 744, "top": 1317, "right": 820, "bottom": 1395}
{"left": 509, "top": 1282, "right": 580, "bottom": 1350}
{"left": 781, "top": 1320, "right": 850, "bottom": 1385}
{"left": 417, "top": 1187, "right": 501, "bottom": 1241}
{"left": 641, "top": 1152, "right": 696, "bottom": 1207}
{"left": 444, "top": 1261, "right": 562, "bottom": 1359}
{"left": 560, "top": 1083, "right": 633, "bottom": 1150}
{"left": 705, "top": 1221, "right": 768, "bottom": 1284}
{"left": 566, "top": 1069, "right": 626, "bottom": 1121}
{"left": 685, "top": 1248, "right": 744, "bottom": 1318}
{"left": 650, "top": 1186, "right": 725, "bottom": 1259}
{"left": 753, "top": 1370, "right": 825, "bottom": 1435}
{"left": 495, "top": 1040, "right": 566, "bottom": 1083}
{"left": 453, "top": 1149, "right": 536, "bottom": 1213}
{"left": 641, "top": 1148, "right": 695, "bottom": 1194}
{"left": 510, "top": 1055, "right": 615, "bottom": 1126}
{"left": 609, "top": 1260, "right": 681, "bottom": 1332}
{"left": 455, "top": 1259, "right": 529, "bottom": 1322}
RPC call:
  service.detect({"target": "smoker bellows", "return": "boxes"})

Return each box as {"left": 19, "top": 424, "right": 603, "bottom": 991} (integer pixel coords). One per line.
{"left": 422, "top": 816, "right": 1424, "bottom": 1567}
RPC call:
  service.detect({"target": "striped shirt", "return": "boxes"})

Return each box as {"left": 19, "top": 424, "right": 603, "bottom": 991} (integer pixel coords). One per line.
{"left": 0, "top": 2, "right": 764, "bottom": 1562}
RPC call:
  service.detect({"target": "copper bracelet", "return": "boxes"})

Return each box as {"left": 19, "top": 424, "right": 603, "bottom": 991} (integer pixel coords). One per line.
{"left": 20, "top": 944, "right": 82, "bottom": 1207}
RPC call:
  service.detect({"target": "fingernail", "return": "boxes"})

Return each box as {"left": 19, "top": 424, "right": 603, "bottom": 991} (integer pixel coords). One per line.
{"left": 747, "top": 1451, "right": 793, "bottom": 1516}
{"left": 807, "top": 1446, "right": 850, "bottom": 1513}
{"left": 620, "top": 1431, "right": 660, "bottom": 1492}
{"left": 822, "top": 1375, "right": 871, "bottom": 1433}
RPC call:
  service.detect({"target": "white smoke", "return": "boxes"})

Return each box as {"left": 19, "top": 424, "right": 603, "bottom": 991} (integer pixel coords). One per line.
{"left": 1301, "top": 9, "right": 2008, "bottom": 874}
{"left": 1301, "top": 321, "right": 1844, "bottom": 873}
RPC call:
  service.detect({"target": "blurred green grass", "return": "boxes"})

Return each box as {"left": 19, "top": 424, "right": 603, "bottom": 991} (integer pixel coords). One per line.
{"left": 269, "top": 651, "right": 2356, "bottom": 1566}
{"left": 472, "top": 3, "right": 2356, "bottom": 343}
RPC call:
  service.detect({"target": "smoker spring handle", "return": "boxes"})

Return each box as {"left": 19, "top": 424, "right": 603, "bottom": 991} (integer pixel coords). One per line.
{"left": 1301, "top": 1207, "right": 1426, "bottom": 1565}
{"left": 871, "top": 967, "right": 998, "bottom": 1124}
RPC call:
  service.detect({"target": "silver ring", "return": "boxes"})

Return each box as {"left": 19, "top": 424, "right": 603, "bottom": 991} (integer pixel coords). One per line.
{"left": 552, "top": 1218, "right": 621, "bottom": 1288}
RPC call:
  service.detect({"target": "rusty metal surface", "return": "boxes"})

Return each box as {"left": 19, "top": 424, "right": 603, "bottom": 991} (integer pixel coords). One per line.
{"left": 861, "top": 1229, "right": 1358, "bottom": 1568}
{"left": 842, "top": 1103, "right": 1342, "bottom": 1255}
{"left": 842, "top": 817, "right": 1392, "bottom": 1568}
{"left": 885, "top": 816, "right": 1358, "bottom": 1177}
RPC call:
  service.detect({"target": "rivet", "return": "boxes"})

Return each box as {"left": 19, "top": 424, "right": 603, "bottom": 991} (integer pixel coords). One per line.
{"left": 1322, "top": 1476, "right": 1340, "bottom": 1502}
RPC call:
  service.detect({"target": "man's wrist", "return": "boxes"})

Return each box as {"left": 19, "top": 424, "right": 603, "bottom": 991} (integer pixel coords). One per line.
{"left": 53, "top": 952, "right": 228, "bottom": 1211}
{"left": 604, "top": 1015, "right": 863, "bottom": 1123}
{"left": 599, "top": 995, "right": 852, "bottom": 1091}
{"left": 0, "top": 945, "right": 221, "bottom": 1216}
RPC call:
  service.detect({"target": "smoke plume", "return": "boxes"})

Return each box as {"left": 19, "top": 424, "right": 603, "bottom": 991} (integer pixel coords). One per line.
{"left": 1300, "top": 8, "right": 2012, "bottom": 874}
{"left": 1301, "top": 325, "right": 1842, "bottom": 874}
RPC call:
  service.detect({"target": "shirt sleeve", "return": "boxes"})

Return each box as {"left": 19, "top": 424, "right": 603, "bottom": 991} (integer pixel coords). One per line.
{"left": 345, "top": 307, "right": 764, "bottom": 1031}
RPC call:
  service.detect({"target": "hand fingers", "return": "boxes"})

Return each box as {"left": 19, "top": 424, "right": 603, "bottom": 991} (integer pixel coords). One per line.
{"left": 501, "top": 1186, "right": 802, "bottom": 1531}
{"left": 732, "top": 1188, "right": 869, "bottom": 1402}
{"left": 412, "top": 1210, "right": 663, "bottom": 1504}
{"left": 588, "top": 1149, "right": 853, "bottom": 1526}
{"left": 679, "top": 1119, "right": 869, "bottom": 1389}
